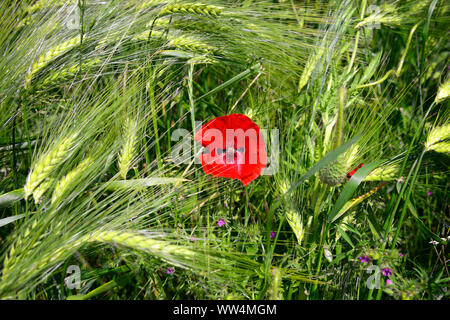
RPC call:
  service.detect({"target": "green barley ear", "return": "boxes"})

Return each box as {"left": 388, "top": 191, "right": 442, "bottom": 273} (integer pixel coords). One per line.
{"left": 286, "top": 208, "right": 304, "bottom": 245}
{"left": 318, "top": 156, "right": 349, "bottom": 186}
{"left": 88, "top": 230, "right": 196, "bottom": 260}
{"left": 425, "top": 123, "right": 450, "bottom": 153}
{"left": 318, "top": 145, "right": 359, "bottom": 186}
{"left": 168, "top": 35, "right": 217, "bottom": 55}
{"left": 25, "top": 36, "right": 80, "bottom": 87}
{"left": 37, "top": 58, "right": 100, "bottom": 90}
{"left": 435, "top": 79, "right": 450, "bottom": 104}
{"left": 118, "top": 118, "right": 138, "bottom": 179}
{"left": 51, "top": 157, "right": 92, "bottom": 203}
{"left": 364, "top": 164, "right": 399, "bottom": 181}
{"left": 298, "top": 46, "right": 324, "bottom": 92}
{"left": 158, "top": 3, "right": 223, "bottom": 18}
{"left": 319, "top": 88, "right": 356, "bottom": 186}
{"left": 24, "top": 133, "right": 77, "bottom": 200}
{"left": 32, "top": 179, "right": 54, "bottom": 204}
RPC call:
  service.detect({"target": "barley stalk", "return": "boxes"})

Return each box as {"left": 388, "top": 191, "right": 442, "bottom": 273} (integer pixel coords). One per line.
{"left": 118, "top": 119, "right": 138, "bottom": 179}
{"left": 24, "top": 133, "right": 77, "bottom": 200}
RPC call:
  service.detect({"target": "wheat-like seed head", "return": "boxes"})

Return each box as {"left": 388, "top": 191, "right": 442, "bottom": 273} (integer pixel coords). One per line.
{"left": 168, "top": 35, "right": 217, "bottom": 55}
{"left": 355, "top": 3, "right": 401, "bottom": 28}
{"left": 51, "top": 157, "right": 92, "bottom": 203}
{"left": 132, "top": 30, "right": 217, "bottom": 55}
{"left": 285, "top": 208, "right": 304, "bottom": 245}
{"left": 158, "top": 3, "right": 223, "bottom": 18}
{"left": 137, "top": 0, "right": 168, "bottom": 11}
{"left": 318, "top": 156, "right": 348, "bottom": 186}
{"left": 32, "top": 179, "right": 54, "bottom": 204}
{"left": 364, "top": 164, "right": 399, "bottom": 181}
{"left": 89, "top": 230, "right": 197, "bottom": 258}
{"left": 425, "top": 123, "right": 450, "bottom": 153}
{"left": 24, "top": 133, "right": 77, "bottom": 199}
{"left": 25, "top": 36, "right": 80, "bottom": 87}
{"left": 1, "top": 230, "right": 201, "bottom": 293}
{"left": 298, "top": 46, "right": 324, "bottom": 92}
{"left": 428, "top": 142, "right": 450, "bottom": 153}
{"left": 435, "top": 79, "right": 450, "bottom": 104}
{"left": 37, "top": 58, "right": 101, "bottom": 90}
{"left": 319, "top": 145, "right": 359, "bottom": 186}
{"left": 118, "top": 118, "right": 138, "bottom": 179}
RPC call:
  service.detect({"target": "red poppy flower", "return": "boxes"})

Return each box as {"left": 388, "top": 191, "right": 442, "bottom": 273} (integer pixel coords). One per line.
{"left": 194, "top": 114, "right": 267, "bottom": 186}
{"left": 347, "top": 163, "right": 364, "bottom": 180}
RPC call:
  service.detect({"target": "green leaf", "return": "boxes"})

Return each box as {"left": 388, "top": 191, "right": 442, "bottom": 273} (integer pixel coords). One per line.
{"left": 0, "top": 214, "right": 25, "bottom": 228}
{"left": 288, "top": 134, "right": 362, "bottom": 196}
{"left": 0, "top": 188, "right": 25, "bottom": 208}
{"left": 407, "top": 200, "right": 447, "bottom": 245}
{"left": 328, "top": 160, "right": 384, "bottom": 223}
{"left": 336, "top": 225, "right": 354, "bottom": 248}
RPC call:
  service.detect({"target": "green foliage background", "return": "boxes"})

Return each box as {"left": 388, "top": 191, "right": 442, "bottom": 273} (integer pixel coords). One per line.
{"left": 0, "top": 0, "right": 449, "bottom": 300}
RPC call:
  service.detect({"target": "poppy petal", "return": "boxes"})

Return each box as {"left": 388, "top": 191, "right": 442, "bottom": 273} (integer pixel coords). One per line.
{"left": 195, "top": 114, "right": 267, "bottom": 185}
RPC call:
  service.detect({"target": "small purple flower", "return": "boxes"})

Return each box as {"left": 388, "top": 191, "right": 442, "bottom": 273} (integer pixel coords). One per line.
{"left": 270, "top": 231, "right": 276, "bottom": 239}
{"left": 399, "top": 252, "right": 404, "bottom": 258}
{"left": 359, "top": 255, "right": 370, "bottom": 264}
{"left": 224, "top": 202, "right": 228, "bottom": 209}
{"left": 382, "top": 267, "right": 393, "bottom": 277}
{"left": 386, "top": 279, "right": 393, "bottom": 285}
{"left": 427, "top": 190, "right": 432, "bottom": 197}
{"left": 167, "top": 267, "right": 175, "bottom": 274}
{"left": 190, "top": 236, "right": 196, "bottom": 241}
{"left": 217, "top": 219, "right": 226, "bottom": 227}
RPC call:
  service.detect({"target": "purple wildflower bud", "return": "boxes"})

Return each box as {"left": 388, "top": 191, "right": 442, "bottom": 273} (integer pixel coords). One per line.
{"left": 270, "top": 231, "right": 276, "bottom": 239}
{"left": 224, "top": 202, "right": 228, "bottom": 209}
{"left": 386, "top": 279, "right": 393, "bottom": 285}
{"left": 427, "top": 190, "right": 432, "bottom": 196}
{"left": 381, "top": 267, "right": 393, "bottom": 277}
{"left": 359, "top": 255, "right": 370, "bottom": 264}
{"left": 167, "top": 267, "right": 174, "bottom": 274}
{"left": 217, "top": 219, "right": 226, "bottom": 227}
{"left": 190, "top": 236, "right": 196, "bottom": 241}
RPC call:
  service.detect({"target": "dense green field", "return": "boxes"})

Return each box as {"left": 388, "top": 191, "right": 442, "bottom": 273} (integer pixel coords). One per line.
{"left": 0, "top": 0, "right": 449, "bottom": 300}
